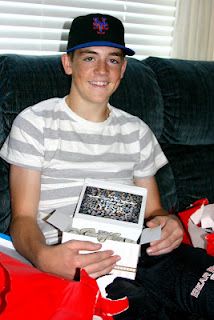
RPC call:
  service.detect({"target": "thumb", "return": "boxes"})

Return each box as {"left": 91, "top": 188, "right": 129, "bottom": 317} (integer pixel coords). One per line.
{"left": 146, "top": 216, "right": 163, "bottom": 228}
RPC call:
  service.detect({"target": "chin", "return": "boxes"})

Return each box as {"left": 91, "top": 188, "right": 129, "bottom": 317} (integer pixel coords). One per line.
{"left": 90, "top": 96, "right": 110, "bottom": 104}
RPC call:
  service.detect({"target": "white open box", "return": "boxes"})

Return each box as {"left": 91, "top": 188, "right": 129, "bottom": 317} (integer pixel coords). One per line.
{"left": 62, "top": 232, "right": 140, "bottom": 279}
{"left": 62, "top": 178, "right": 148, "bottom": 279}
{"left": 52, "top": 179, "right": 161, "bottom": 279}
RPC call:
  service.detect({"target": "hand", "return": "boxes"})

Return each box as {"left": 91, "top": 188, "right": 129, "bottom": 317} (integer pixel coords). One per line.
{"left": 145, "top": 214, "right": 184, "bottom": 256}
{"left": 37, "top": 240, "right": 121, "bottom": 280}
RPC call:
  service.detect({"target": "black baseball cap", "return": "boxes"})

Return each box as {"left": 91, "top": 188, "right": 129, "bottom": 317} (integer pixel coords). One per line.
{"left": 66, "top": 13, "right": 135, "bottom": 56}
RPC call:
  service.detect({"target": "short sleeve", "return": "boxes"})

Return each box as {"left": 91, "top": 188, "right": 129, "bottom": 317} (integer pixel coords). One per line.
{"left": 0, "top": 108, "right": 44, "bottom": 170}
{"left": 134, "top": 123, "right": 168, "bottom": 178}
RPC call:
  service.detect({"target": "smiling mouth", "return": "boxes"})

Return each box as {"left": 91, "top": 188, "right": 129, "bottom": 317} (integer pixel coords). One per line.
{"left": 89, "top": 81, "right": 109, "bottom": 87}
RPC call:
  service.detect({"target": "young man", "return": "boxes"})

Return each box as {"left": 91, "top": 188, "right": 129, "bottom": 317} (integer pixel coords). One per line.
{"left": 0, "top": 14, "right": 183, "bottom": 280}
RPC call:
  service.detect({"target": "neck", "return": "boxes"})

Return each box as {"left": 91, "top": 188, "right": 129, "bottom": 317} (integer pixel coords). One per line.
{"left": 65, "top": 95, "right": 110, "bottom": 122}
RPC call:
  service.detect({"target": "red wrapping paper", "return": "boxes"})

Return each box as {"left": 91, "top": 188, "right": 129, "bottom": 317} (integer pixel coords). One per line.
{"left": 178, "top": 198, "right": 214, "bottom": 256}
{"left": 0, "top": 252, "right": 128, "bottom": 319}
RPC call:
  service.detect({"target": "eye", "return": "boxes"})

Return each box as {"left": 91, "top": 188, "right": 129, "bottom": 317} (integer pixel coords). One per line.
{"left": 110, "top": 58, "right": 120, "bottom": 64}
{"left": 83, "top": 56, "right": 94, "bottom": 62}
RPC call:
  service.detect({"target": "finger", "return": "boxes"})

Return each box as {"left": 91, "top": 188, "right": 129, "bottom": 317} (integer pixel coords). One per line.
{"left": 149, "top": 229, "right": 183, "bottom": 249}
{"left": 79, "top": 250, "right": 117, "bottom": 268}
{"left": 146, "top": 216, "right": 166, "bottom": 228}
{"left": 88, "top": 263, "right": 117, "bottom": 279}
{"left": 147, "top": 240, "right": 181, "bottom": 256}
{"left": 66, "top": 239, "right": 102, "bottom": 251}
{"left": 146, "top": 238, "right": 182, "bottom": 256}
{"left": 85, "top": 255, "right": 121, "bottom": 278}
{"left": 149, "top": 228, "right": 175, "bottom": 246}
{"left": 146, "top": 219, "right": 160, "bottom": 228}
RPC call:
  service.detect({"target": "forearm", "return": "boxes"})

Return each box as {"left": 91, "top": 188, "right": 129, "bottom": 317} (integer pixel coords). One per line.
{"left": 9, "top": 215, "right": 48, "bottom": 268}
{"left": 10, "top": 215, "right": 120, "bottom": 279}
{"left": 134, "top": 176, "right": 168, "bottom": 219}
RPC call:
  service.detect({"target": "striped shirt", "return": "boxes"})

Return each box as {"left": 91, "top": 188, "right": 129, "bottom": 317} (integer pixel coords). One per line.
{"left": 0, "top": 96, "right": 167, "bottom": 222}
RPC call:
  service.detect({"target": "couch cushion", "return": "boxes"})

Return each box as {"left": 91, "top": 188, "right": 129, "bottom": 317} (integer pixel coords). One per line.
{"left": 162, "top": 144, "right": 214, "bottom": 211}
{"left": 0, "top": 158, "right": 10, "bottom": 232}
{"left": 144, "top": 57, "right": 214, "bottom": 145}
{"left": 0, "top": 54, "right": 71, "bottom": 146}
{"left": 110, "top": 58, "right": 164, "bottom": 138}
{"left": 155, "top": 163, "right": 178, "bottom": 212}
{"left": 144, "top": 56, "right": 214, "bottom": 212}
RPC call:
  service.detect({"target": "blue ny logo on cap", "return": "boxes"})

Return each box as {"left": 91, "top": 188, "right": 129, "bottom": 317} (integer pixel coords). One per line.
{"left": 93, "top": 17, "right": 109, "bottom": 35}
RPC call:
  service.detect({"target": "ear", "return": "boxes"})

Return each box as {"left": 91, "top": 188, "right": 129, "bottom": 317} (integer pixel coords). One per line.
{"left": 61, "top": 54, "right": 72, "bottom": 75}
{"left": 120, "top": 59, "right": 127, "bottom": 79}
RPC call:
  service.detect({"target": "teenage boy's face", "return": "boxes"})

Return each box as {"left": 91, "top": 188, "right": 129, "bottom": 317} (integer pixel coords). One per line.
{"left": 63, "top": 46, "right": 127, "bottom": 107}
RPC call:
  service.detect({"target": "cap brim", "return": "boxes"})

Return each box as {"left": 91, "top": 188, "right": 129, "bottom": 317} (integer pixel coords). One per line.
{"left": 66, "top": 41, "right": 135, "bottom": 56}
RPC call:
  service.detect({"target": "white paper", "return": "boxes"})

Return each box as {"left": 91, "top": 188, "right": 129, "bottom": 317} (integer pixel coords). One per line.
{"left": 38, "top": 219, "right": 60, "bottom": 244}
{"left": 96, "top": 274, "right": 117, "bottom": 297}
{"left": 190, "top": 204, "right": 204, "bottom": 225}
{"left": 140, "top": 226, "right": 161, "bottom": 244}
{"left": 46, "top": 211, "right": 73, "bottom": 232}
{"left": 201, "top": 204, "right": 214, "bottom": 231}
{"left": 187, "top": 203, "right": 214, "bottom": 249}
{"left": 188, "top": 219, "right": 207, "bottom": 249}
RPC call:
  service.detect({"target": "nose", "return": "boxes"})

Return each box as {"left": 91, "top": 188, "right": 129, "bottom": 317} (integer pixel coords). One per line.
{"left": 95, "top": 60, "right": 108, "bottom": 74}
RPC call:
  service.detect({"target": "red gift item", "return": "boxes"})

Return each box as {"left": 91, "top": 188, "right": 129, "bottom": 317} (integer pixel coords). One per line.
{"left": 0, "top": 252, "right": 128, "bottom": 320}
{"left": 178, "top": 198, "right": 209, "bottom": 245}
{"left": 205, "top": 233, "right": 214, "bottom": 256}
{"left": 178, "top": 198, "right": 214, "bottom": 256}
